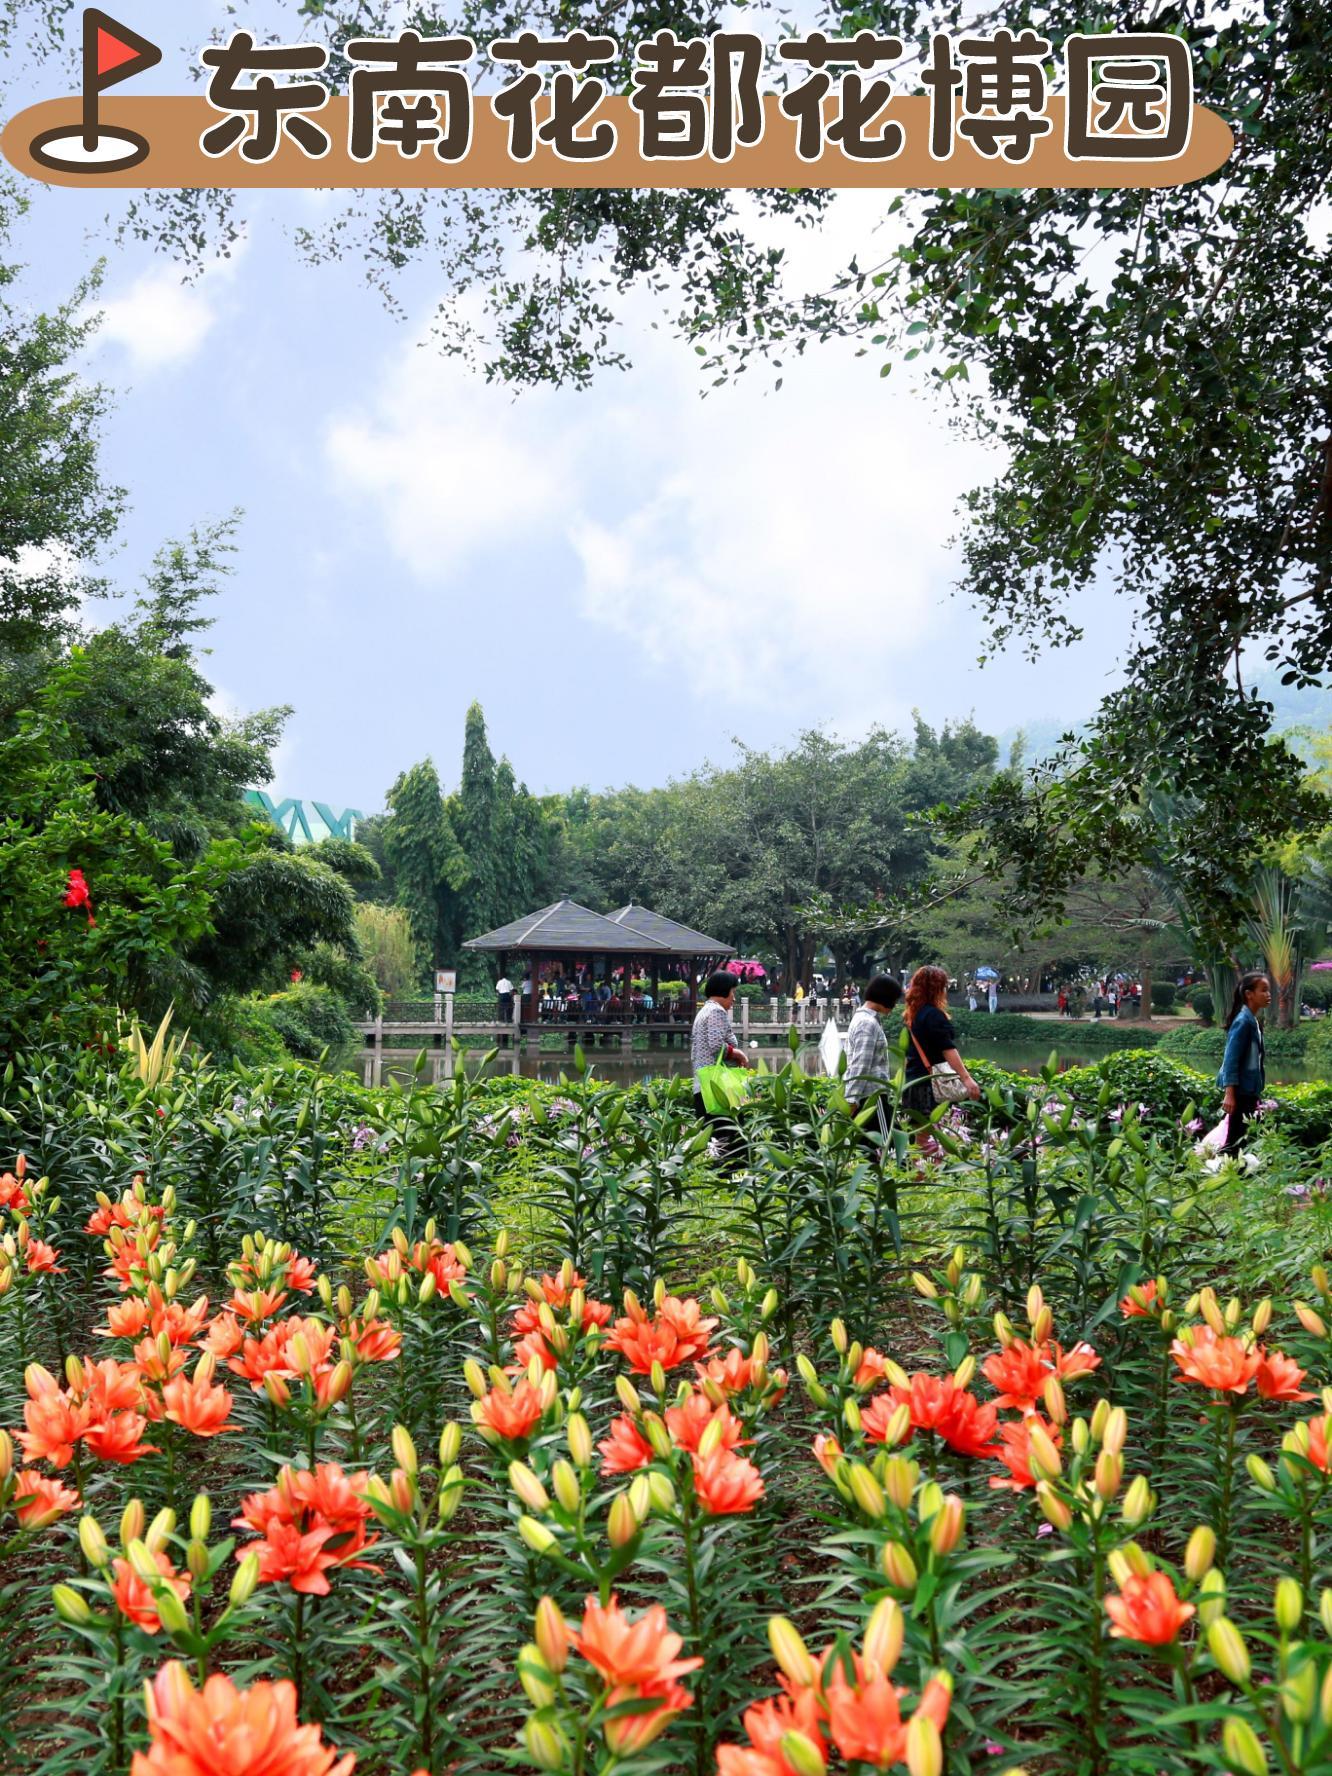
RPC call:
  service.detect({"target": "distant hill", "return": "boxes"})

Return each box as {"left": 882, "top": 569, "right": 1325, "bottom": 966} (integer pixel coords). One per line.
{"left": 1000, "top": 674, "right": 1332, "bottom": 768}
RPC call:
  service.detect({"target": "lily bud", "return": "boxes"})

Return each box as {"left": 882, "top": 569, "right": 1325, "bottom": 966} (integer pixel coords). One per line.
{"left": 1281, "top": 1660, "right": 1318, "bottom": 1725}
{"left": 1031, "top": 1306, "right": 1053, "bottom": 1347}
{"left": 627, "top": 1474, "right": 653, "bottom": 1521}
{"left": 263, "top": 1372, "right": 291, "bottom": 1409}
{"left": 1220, "top": 1717, "right": 1267, "bottom": 1776}
{"left": 437, "top": 1422, "right": 462, "bottom": 1467}
{"left": 644, "top": 1414, "right": 673, "bottom": 1461}
{"left": 1198, "top": 1569, "right": 1227, "bottom": 1626}
{"left": 647, "top": 1471, "right": 676, "bottom": 1514}
{"left": 863, "top": 1595, "right": 904, "bottom": 1676}
{"left": 993, "top": 1312, "right": 1014, "bottom": 1348}
{"left": 1198, "top": 1288, "right": 1225, "bottom": 1337}
{"left": 1094, "top": 1451, "right": 1122, "bottom": 1500}
{"left": 917, "top": 1481, "right": 943, "bottom": 1523}
{"left": 517, "top": 1643, "right": 556, "bottom": 1708}
{"left": 760, "top": 1288, "right": 779, "bottom": 1322}
{"left": 1321, "top": 1588, "right": 1332, "bottom": 1639}
{"left": 881, "top": 1541, "right": 918, "bottom": 1589}
{"left": 437, "top": 1466, "right": 464, "bottom": 1523}
{"left": 830, "top": 1317, "right": 848, "bottom": 1353}
{"left": 1207, "top": 1617, "right": 1250, "bottom": 1685}
{"left": 779, "top": 1731, "right": 827, "bottom": 1776}
{"left": 649, "top": 1360, "right": 667, "bottom": 1397}
{"left": 1102, "top": 1408, "right": 1128, "bottom": 1458}
{"left": 698, "top": 1416, "right": 726, "bottom": 1461}
{"left": 882, "top": 1456, "right": 917, "bottom": 1511}
{"left": 1294, "top": 1300, "right": 1327, "bottom": 1338}
{"left": 1042, "top": 1375, "right": 1067, "bottom": 1426}
{"left": 229, "top": 1553, "right": 259, "bottom": 1608}
{"left": 769, "top": 1617, "right": 817, "bottom": 1690}
{"left": 1036, "top": 1483, "right": 1071, "bottom": 1531}
{"left": 847, "top": 1464, "right": 886, "bottom": 1521}
{"left": 1185, "top": 1525, "right": 1215, "bottom": 1580}
{"left": 912, "top": 1272, "right": 938, "bottom": 1300}
{"left": 952, "top": 1355, "right": 975, "bottom": 1391}
{"left": 843, "top": 1398, "right": 863, "bottom": 1437}
{"left": 508, "top": 1462, "right": 549, "bottom": 1514}
{"left": 144, "top": 1509, "right": 176, "bottom": 1554}
{"left": 875, "top": 1403, "right": 912, "bottom": 1450}
{"left": 566, "top": 1412, "right": 592, "bottom": 1469}
{"left": 120, "top": 1499, "right": 145, "bottom": 1548}
{"left": 0, "top": 1430, "right": 10, "bottom": 1481}
{"left": 523, "top": 1717, "right": 569, "bottom": 1772}
{"left": 1071, "top": 1418, "right": 1090, "bottom": 1455}
{"left": 1089, "top": 1399, "right": 1110, "bottom": 1443}
{"left": 155, "top": 1587, "right": 191, "bottom": 1638}
{"left": 535, "top": 1596, "right": 569, "bottom": 1673}
{"left": 126, "top": 1538, "right": 159, "bottom": 1583}
{"left": 1274, "top": 1577, "right": 1303, "bottom": 1635}
{"left": 606, "top": 1493, "right": 639, "bottom": 1548}
{"left": 463, "top": 1359, "right": 487, "bottom": 1398}
{"left": 1121, "top": 1475, "right": 1152, "bottom": 1526}
{"left": 1251, "top": 1298, "right": 1272, "bottom": 1336}
{"left": 186, "top": 1539, "right": 209, "bottom": 1582}
{"left": 1027, "top": 1422, "right": 1062, "bottom": 1479}
{"left": 906, "top": 1716, "right": 943, "bottom": 1776}
{"left": 1247, "top": 1454, "right": 1277, "bottom": 1492}
{"left": 928, "top": 1494, "right": 964, "bottom": 1556}
{"left": 517, "top": 1515, "right": 556, "bottom": 1555}
{"left": 52, "top": 1584, "right": 92, "bottom": 1626}
{"left": 79, "top": 1515, "right": 111, "bottom": 1569}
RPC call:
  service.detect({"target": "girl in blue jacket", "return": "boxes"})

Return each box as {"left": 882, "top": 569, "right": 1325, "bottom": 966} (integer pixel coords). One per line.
{"left": 1218, "top": 971, "right": 1271, "bottom": 1153}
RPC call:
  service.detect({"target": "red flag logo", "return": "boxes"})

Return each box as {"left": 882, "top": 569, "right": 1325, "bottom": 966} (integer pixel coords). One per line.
{"left": 86, "top": 9, "right": 160, "bottom": 92}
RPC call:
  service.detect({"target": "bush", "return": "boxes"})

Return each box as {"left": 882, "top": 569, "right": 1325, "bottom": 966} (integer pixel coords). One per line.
{"left": 1187, "top": 986, "right": 1215, "bottom": 1024}
{"left": 1150, "top": 981, "right": 1177, "bottom": 1011}
{"left": 193, "top": 993, "right": 290, "bottom": 1066}
{"left": 261, "top": 981, "right": 358, "bottom": 1059}
{"left": 1300, "top": 975, "right": 1332, "bottom": 1011}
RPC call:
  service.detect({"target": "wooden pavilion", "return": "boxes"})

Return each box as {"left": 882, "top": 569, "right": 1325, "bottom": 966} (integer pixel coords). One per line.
{"left": 461, "top": 898, "right": 733, "bottom": 1029}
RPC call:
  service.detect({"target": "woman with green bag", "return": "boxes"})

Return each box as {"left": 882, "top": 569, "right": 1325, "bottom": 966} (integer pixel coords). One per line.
{"left": 692, "top": 969, "right": 753, "bottom": 1166}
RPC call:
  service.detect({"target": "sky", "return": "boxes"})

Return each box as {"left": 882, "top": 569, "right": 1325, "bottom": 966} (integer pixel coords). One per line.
{"left": 5, "top": 2, "right": 1139, "bottom": 818}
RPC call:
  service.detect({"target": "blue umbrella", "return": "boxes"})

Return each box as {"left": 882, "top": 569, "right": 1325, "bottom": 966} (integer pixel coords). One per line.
{"left": 975, "top": 966, "right": 1000, "bottom": 981}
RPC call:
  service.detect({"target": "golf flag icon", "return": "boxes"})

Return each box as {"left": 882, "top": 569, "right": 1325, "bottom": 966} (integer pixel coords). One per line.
{"left": 29, "top": 8, "right": 161, "bottom": 173}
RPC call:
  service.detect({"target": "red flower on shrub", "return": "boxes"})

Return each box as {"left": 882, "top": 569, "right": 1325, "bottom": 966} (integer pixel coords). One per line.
{"left": 63, "top": 869, "right": 95, "bottom": 926}
{"left": 1104, "top": 1570, "right": 1195, "bottom": 1644}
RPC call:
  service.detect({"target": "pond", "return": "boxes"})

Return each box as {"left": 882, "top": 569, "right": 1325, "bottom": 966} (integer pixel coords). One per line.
{"left": 350, "top": 1034, "right": 1329, "bottom": 1090}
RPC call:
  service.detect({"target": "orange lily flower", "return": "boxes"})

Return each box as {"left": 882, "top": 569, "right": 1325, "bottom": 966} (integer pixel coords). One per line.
{"left": 25, "top": 1238, "right": 63, "bottom": 1275}
{"left": 151, "top": 1295, "right": 211, "bottom": 1347}
{"left": 598, "top": 1413, "right": 653, "bottom": 1476}
{"left": 602, "top": 1677, "right": 694, "bottom": 1754}
{"left": 1255, "top": 1351, "right": 1314, "bottom": 1402}
{"left": 572, "top": 1595, "right": 702, "bottom": 1690}
{"left": 1171, "top": 1327, "right": 1262, "bottom": 1394}
{"left": 102, "top": 1298, "right": 152, "bottom": 1340}
{"left": 12, "top": 1469, "right": 80, "bottom": 1528}
{"left": 162, "top": 1369, "right": 235, "bottom": 1438}
{"left": 1306, "top": 1413, "right": 1331, "bottom": 1472}
{"left": 989, "top": 1415, "right": 1062, "bottom": 1492}
{"left": 825, "top": 1658, "right": 951, "bottom": 1770}
{"left": 1045, "top": 1340, "right": 1101, "bottom": 1382}
{"left": 665, "top": 1392, "right": 743, "bottom": 1454}
{"left": 982, "top": 1340, "right": 1050, "bottom": 1410}
{"left": 812, "top": 1433, "right": 844, "bottom": 1478}
{"left": 1104, "top": 1570, "right": 1195, "bottom": 1644}
{"left": 474, "top": 1379, "right": 545, "bottom": 1442}
{"left": 110, "top": 1550, "right": 192, "bottom": 1632}
{"left": 228, "top": 1286, "right": 288, "bottom": 1325}
{"left": 201, "top": 1313, "right": 246, "bottom": 1360}
{"left": 18, "top": 1375, "right": 88, "bottom": 1469}
{"left": 511, "top": 1330, "right": 559, "bottom": 1374}
{"left": 351, "top": 1319, "right": 401, "bottom": 1364}
{"left": 695, "top": 1349, "right": 757, "bottom": 1395}
{"left": 692, "top": 1446, "right": 765, "bottom": 1515}
{"left": 83, "top": 1410, "right": 157, "bottom": 1464}
{"left": 81, "top": 1358, "right": 146, "bottom": 1416}
{"left": 1120, "top": 1281, "right": 1158, "bottom": 1317}
{"left": 128, "top": 1661, "right": 355, "bottom": 1776}
{"left": 604, "top": 1294, "right": 717, "bottom": 1374}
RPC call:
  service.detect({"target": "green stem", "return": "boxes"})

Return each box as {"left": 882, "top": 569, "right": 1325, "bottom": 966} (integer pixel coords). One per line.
{"left": 291, "top": 1590, "right": 306, "bottom": 1708}
{"left": 1216, "top": 1405, "right": 1237, "bottom": 1571}
{"left": 111, "top": 1614, "right": 126, "bottom": 1768}
{"left": 1088, "top": 1530, "right": 1107, "bottom": 1776}
{"left": 414, "top": 1539, "right": 434, "bottom": 1769}
{"left": 679, "top": 1480, "right": 708, "bottom": 1776}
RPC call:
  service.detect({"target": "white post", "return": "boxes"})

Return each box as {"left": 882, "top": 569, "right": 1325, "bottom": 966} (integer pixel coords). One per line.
{"left": 444, "top": 992, "right": 454, "bottom": 1043}
{"left": 741, "top": 996, "right": 750, "bottom": 1041}
{"left": 433, "top": 990, "right": 442, "bottom": 1026}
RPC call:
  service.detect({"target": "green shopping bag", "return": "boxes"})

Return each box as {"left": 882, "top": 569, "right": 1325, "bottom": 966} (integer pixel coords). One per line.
{"left": 697, "top": 1063, "right": 750, "bottom": 1114}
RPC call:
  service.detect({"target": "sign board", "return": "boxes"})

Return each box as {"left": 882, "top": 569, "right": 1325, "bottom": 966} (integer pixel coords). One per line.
{"left": 435, "top": 969, "right": 457, "bottom": 994}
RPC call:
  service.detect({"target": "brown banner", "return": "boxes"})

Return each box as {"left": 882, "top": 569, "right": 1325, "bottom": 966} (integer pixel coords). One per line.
{"left": 4, "top": 93, "right": 1232, "bottom": 188}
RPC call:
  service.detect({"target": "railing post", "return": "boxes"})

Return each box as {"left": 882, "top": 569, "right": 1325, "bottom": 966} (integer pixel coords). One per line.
{"left": 444, "top": 992, "right": 454, "bottom": 1044}
{"left": 741, "top": 996, "right": 750, "bottom": 1042}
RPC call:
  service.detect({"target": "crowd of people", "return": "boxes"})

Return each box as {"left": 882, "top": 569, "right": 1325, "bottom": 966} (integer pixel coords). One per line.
{"left": 690, "top": 962, "right": 1272, "bottom": 1170}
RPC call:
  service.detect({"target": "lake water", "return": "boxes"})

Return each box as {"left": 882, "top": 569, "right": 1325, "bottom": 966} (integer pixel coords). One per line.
{"left": 353, "top": 1034, "right": 1329, "bottom": 1090}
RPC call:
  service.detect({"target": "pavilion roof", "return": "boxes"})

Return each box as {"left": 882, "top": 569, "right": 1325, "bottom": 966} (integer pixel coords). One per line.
{"left": 607, "top": 904, "right": 734, "bottom": 957}
{"left": 461, "top": 899, "right": 678, "bottom": 954}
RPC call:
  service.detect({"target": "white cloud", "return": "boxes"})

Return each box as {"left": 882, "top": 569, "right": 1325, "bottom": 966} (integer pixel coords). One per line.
{"left": 323, "top": 199, "right": 994, "bottom": 711}
{"left": 93, "top": 237, "right": 248, "bottom": 373}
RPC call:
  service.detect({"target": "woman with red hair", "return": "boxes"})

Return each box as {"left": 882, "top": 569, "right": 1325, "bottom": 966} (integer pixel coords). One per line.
{"left": 903, "top": 965, "right": 980, "bottom": 1154}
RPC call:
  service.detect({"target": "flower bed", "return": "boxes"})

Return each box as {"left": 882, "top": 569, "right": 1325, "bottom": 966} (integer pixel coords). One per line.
{"left": 1, "top": 1045, "right": 1332, "bottom": 1775}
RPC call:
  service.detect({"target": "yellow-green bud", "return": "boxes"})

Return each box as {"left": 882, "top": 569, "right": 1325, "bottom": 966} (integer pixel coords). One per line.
{"left": 952, "top": 1355, "right": 976, "bottom": 1391}
{"left": 1207, "top": 1617, "right": 1251, "bottom": 1685}
{"left": 906, "top": 1715, "right": 943, "bottom": 1776}
{"left": 606, "top": 1494, "right": 639, "bottom": 1549}
{"left": 912, "top": 1272, "right": 938, "bottom": 1300}
{"left": 1094, "top": 1451, "right": 1122, "bottom": 1500}
{"left": 517, "top": 1515, "right": 556, "bottom": 1555}
{"left": 1280, "top": 1660, "right": 1317, "bottom": 1725}
{"left": 830, "top": 1318, "right": 848, "bottom": 1354}
{"left": 52, "top": 1583, "right": 92, "bottom": 1625}
{"left": 508, "top": 1462, "right": 549, "bottom": 1514}
{"left": 1274, "top": 1577, "right": 1304, "bottom": 1635}
{"left": 1251, "top": 1298, "right": 1272, "bottom": 1336}
{"left": 1089, "top": 1399, "right": 1110, "bottom": 1442}
{"left": 864, "top": 1595, "right": 904, "bottom": 1675}
{"left": 78, "top": 1515, "right": 111, "bottom": 1569}
{"left": 847, "top": 1464, "right": 886, "bottom": 1520}
{"left": 1247, "top": 1454, "right": 1277, "bottom": 1492}
{"left": 438, "top": 1423, "right": 462, "bottom": 1467}
{"left": 843, "top": 1397, "right": 863, "bottom": 1436}
{"left": 647, "top": 1471, "right": 677, "bottom": 1514}
{"left": 186, "top": 1539, "right": 209, "bottom": 1581}
{"left": 1121, "top": 1475, "right": 1153, "bottom": 1526}
{"left": 1036, "top": 1483, "right": 1072, "bottom": 1531}
{"left": 437, "top": 1466, "right": 464, "bottom": 1523}
{"left": 463, "top": 1359, "right": 487, "bottom": 1398}
{"left": 551, "top": 1460, "right": 581, "bottom": 1515}
{"left": 518, "top": 1644, "right": 557, "bottom": 1708}
{"left": 155, "top": 1587, "right": 191, "bottom": 1639}
{"left": 1185, "top": 1525, "right": 1216, "bottom": 1580}
{"left": 144, "top": 1509, "right": 176, "bottom": 1555}
{"left": 1071, "top": 1418, "right": 1090, "bottom": 1455}
{"left": 566, "top": 1412, "right": 592, "bottom": 1469}
{"left": 627, "top": 1474, "right": 653, "bottom": 1521}
{"left": 1320, "top": 1588, "right": 1332, "bottom": 1639}
{"left": 188, "top": 1495, "right": 211, "bottom": 1542}
{"left": 1198, "top": 1569, "right": 1227, "bottom": 1626}
{"left": 928, "top": 1494, "right": 965, "bottom": 1556}
{"left": 779, "top": 1730, "right": 827, "bottom": 1776}
{"left": 523, "top": 1715, "right": 570, "bottom": 1772}
{"left": 882, "top": 1456, "right": 916, "bottom": 1512}
{"left": 1220, "top": 1716, "right": 1268, "bottom": 1776}
{"left": 768, "top": 1617, "right": 817, "bottom": 1689}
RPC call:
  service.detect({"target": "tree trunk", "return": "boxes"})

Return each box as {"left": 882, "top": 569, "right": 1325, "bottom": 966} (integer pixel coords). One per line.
{"left": 1138, "top": 959, "right": 1153, "bottom": 1022}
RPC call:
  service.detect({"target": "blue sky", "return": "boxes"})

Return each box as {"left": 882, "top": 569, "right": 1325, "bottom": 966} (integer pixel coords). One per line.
{"left": 6, "top": 3, "right": 1138, "bottom": 817}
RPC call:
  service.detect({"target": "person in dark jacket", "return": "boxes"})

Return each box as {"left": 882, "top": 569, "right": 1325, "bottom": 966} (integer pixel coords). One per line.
{"left": 902, "top": 965, "right": 981, "bottom": 1157}
{"left": 1218, "top": 971, "right": 1270, "bottom": 1154}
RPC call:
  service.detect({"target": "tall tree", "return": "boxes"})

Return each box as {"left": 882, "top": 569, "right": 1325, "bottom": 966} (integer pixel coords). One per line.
{"left": 383, "top": 759, "right": 468, "bottom": 975}
{"left": 455, "top": 701, "right": 502, "bottom": 941}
